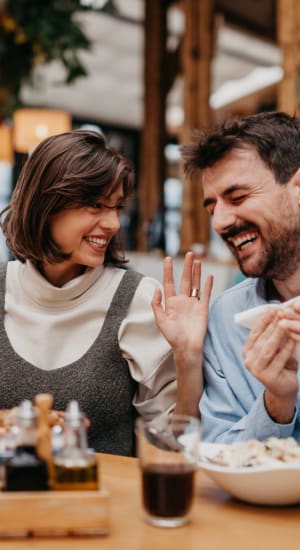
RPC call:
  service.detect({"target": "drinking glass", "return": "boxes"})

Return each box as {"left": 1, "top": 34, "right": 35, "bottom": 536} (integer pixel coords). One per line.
{"left": 135, "top": 415, "right": 201, "bottom": 528}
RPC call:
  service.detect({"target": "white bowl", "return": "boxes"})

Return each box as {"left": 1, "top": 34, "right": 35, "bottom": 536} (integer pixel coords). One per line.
{"left": 199, "top": 443, "right": 300, "bottom": 506}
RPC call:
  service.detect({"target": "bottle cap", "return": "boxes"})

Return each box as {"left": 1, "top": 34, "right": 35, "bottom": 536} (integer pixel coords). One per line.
{"left": 65, "top": 400, "right": 83, "bottom": 428}
{"left": 17, "top": 400, "right": 37, "bottom": 426}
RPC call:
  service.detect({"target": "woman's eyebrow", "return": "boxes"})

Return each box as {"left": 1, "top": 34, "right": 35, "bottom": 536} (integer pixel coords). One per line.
{"left": 101, "top": 194, "right": 125, "bottom": 203}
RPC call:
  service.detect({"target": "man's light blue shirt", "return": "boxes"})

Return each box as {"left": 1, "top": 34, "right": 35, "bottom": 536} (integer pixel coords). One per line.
{"left": 201, "top": 277, "right": 299, "bottom": 442}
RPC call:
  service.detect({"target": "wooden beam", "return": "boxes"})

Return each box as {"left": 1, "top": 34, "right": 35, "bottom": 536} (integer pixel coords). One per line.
{"left": 137, "top": 0, "right": 168, "bottom": 251}
{"left": 277, "top": 0, "right": 300, "bottom": 114}
{"left": 180, "top": 0, "right": 214, "bottom": 252}
{"left": 165, "top": 44, "right": 181, "bottom": 95}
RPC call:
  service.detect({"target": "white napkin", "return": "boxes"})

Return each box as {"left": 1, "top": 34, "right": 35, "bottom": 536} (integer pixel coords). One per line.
{"left": 234, "top": 296, "right": 300, "bottom": 362}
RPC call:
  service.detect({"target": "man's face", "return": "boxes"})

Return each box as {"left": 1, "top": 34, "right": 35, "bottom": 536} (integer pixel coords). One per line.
{"left": 202, "top": 147, "right": 300, "bottom": 280}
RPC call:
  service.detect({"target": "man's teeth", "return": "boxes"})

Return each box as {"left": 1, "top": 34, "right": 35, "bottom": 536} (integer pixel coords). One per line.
{"left": 86, "top": 237, "right": 107, "bottom": 247}
{"left": 230, "top": 232, "right": 257, "bottom": 249}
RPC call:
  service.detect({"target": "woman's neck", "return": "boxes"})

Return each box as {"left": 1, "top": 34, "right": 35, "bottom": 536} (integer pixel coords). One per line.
{"left": 37, "top": 262, "right": 87, "bottom": 287}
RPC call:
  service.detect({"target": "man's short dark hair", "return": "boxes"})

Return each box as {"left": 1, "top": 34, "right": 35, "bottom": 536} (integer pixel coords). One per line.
{"left": 181, "top": 111, "right": 300, "bottom": 183}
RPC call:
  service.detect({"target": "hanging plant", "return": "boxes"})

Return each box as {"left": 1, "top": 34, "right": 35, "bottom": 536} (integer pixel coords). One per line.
{"left": 0, "top": 0, "right": 116, "bottom": 119}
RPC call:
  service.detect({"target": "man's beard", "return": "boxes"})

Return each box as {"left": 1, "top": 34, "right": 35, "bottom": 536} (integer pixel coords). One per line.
{"left": 223, "top": 217, "right": 300, "bottom": 280}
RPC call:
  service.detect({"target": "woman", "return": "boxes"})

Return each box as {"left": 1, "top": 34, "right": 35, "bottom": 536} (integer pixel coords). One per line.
{"left": 0, "top": 129, "right": 213, "bottom": 455}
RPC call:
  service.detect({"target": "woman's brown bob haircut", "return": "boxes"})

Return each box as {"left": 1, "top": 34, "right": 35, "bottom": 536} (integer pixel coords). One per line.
{"left": 0, "top": 129, "right": 135, "bottom": 265}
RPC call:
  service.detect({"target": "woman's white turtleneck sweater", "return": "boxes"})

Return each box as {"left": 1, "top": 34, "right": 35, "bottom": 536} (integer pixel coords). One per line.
{"left": 4, "top": 260, "right": 176, "bottom": 419}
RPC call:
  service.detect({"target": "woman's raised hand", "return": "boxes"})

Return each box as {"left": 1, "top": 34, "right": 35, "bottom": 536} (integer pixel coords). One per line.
{"left": 151, "top": 251, "right": 213, "bottom": 355}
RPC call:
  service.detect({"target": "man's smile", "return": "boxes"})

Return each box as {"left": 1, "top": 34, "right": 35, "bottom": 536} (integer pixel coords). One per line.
{"left": 227, "top": 230, "right": 258, "bottom": 251}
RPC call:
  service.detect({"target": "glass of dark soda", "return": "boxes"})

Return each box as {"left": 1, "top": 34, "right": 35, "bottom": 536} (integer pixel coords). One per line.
{"left": 135, "top": 415, "right": 200, "bottom": 528}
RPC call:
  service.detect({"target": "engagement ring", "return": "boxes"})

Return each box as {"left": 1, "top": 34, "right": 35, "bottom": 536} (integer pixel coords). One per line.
{"left": 190, "top": 288, "right": 200, "bottom": 299}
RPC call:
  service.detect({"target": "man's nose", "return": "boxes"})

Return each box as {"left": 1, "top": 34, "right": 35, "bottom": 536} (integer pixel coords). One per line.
{"left": 212, "top": 202, "right": 236, "bottom": 235}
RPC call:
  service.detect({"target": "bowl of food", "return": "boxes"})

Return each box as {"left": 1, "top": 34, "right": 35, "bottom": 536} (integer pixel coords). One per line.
{"left": 199, "top": 437, "right": 300, "bottom": 506}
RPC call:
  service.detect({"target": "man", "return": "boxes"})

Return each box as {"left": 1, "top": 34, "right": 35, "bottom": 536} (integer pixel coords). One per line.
{"left": 153, "top": 111, "right": 300, "bottom": 442}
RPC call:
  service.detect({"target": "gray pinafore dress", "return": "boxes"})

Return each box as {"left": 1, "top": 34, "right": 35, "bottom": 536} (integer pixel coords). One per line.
{"left": 0, "top": 264, "right": 143, "bottom": 456}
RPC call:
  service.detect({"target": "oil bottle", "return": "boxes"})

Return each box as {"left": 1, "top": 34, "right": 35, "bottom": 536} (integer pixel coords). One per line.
{"left": 53, "top": 400, "right": 98, "bottom": 490}
{"left": 5, "top": 400, "right": 49, "bottom": 491}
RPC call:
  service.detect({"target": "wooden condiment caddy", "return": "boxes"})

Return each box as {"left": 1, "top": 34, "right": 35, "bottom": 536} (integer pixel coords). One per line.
{"left": 0, "top": 487, "right": 110, "bottom": 537}
{"left": 0, "top": 394, "right": 110, "bottom": 538}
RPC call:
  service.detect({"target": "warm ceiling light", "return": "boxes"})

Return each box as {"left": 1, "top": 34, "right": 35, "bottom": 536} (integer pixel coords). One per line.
{"left": 0, "top": 123, "right": 13, "bottom": 164}
{"left": 13, "top": 108, "right": 71, "bottom": 154}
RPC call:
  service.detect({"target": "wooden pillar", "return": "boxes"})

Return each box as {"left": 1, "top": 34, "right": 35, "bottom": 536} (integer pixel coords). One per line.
{"left": 137, "top": 0, "right": 168, "bottom": 251}
{"left": 180, "top": 0, "right": 214, "bottom": 252}
{"left": 277, "top": 0, "right": 300, "bottom": 114}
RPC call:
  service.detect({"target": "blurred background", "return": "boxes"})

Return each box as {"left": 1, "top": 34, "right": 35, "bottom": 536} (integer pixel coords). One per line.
{"left": 0, "top": 0, "right": 296, "bottom": 297}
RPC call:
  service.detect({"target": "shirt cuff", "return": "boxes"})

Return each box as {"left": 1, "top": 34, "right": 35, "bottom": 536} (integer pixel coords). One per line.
{"left": 242, "top": 392, "right": 297, "bottom": 439}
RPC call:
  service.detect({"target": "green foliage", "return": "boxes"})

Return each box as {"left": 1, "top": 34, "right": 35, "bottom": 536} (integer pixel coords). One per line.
{"left": 0, "top": 0, "right": 95, "bottom": 117}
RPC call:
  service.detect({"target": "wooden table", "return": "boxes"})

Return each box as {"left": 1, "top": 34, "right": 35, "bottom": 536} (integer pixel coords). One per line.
{"left": 0, "top": 453, "right": 299, "bottom": 550}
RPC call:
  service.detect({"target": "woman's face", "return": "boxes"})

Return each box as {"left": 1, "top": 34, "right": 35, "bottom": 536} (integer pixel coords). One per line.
{"left": 42, "top": 183, "right": 125, "bottom": 286}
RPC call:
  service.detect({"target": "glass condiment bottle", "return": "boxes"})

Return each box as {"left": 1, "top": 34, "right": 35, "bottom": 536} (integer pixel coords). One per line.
{"left": 53, "top": 400, "right": 98, "bottom": 490}
{"left": 5, "top": 400, "right": 49, "bottom": 491}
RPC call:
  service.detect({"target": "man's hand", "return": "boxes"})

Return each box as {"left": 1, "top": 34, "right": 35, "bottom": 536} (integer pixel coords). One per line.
{"left": 243, "top": 309, "right": 298, "bottom": 424}
{"left": 278, "top": 297, "right": 300, "bottom": 343}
